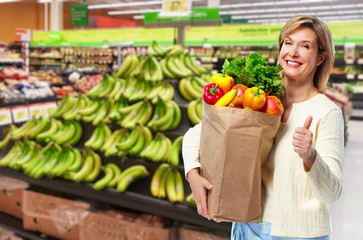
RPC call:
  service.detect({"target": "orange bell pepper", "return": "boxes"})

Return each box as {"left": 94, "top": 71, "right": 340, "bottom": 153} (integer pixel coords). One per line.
{"left": 242, "top": 87, "right": 266, "bottom": 111}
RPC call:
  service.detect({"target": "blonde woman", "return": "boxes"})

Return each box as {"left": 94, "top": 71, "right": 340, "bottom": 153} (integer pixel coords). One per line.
{"left": 182, "top": 15, "right": 344, "bottom": 239}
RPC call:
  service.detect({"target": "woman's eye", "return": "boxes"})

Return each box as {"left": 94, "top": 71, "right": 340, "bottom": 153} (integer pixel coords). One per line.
{"left": 284, "top": 41, "right": 292, "bottom": 45}
{"left": 302, "top": 45, "right": 310, "bottom": 49}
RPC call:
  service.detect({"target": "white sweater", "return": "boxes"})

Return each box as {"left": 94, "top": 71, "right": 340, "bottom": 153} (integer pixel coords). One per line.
{"left": 182, "top": 93, "right": 345, "bottom": 238}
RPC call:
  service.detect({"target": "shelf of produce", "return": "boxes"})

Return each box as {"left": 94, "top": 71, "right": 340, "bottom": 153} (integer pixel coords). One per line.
{"left": 0, "top": 212, "right": 57, "bottom": 240}
{"left": 0, "top": 167, "right": 232, "bottom": 233}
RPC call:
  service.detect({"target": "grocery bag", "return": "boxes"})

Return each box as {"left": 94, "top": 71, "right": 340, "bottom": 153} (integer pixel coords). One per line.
{"left": 199, "top": 103, "right": 281, "bottom": 223}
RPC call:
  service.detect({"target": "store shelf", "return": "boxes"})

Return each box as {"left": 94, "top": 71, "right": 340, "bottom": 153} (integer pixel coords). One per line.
{"left": 0, "top": 212, "right": 57, "bottom": 240}
{"left": 0, "top": 167, "right": 231, "bottom": 233}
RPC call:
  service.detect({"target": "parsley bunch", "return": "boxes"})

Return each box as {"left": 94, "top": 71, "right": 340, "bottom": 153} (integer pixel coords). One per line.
{"left": 222, "top": 53, "right": 284, "bottom": 97}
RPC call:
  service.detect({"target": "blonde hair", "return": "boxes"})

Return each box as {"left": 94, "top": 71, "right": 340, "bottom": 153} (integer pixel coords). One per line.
{"left": 278, "top": 15, "right": 335, "bottom": 92}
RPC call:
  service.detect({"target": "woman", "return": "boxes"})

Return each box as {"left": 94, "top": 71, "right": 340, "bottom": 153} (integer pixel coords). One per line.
{"left": 182, "top": 15, "right": 344, "bottom": 239}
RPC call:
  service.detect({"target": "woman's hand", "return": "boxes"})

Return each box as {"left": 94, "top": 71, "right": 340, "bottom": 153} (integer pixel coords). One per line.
{"left": 187, "top": 168, "right": 213, "bottom": 220}
{"left": 292, "top": 115, "right": 316, "bottom": 171}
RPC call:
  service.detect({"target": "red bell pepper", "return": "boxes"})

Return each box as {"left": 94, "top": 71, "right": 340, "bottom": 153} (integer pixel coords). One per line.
{"left": 203, "top": 83, "right": 224, "bottom": 105}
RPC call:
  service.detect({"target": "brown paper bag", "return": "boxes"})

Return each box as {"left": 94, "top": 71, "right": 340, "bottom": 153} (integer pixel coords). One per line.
{"left": 200, "top": 103, "right": 281, "bottom": 223}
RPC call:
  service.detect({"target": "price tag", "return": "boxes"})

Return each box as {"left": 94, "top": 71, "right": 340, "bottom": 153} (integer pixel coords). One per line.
{"left": 29, "top": 103, "right": 45, "bottom": 119}
{"left": 345, "top": 59, "right": 354, "bottom": 64}
{"left": 268, "top": 58, "right": 276, "bottom": 64}
{"left": 358, "top": 74, "right": 363, "bottom": 80}
{"left": 0, "top": 107, "right": 12, "bottom": 126}
{"left": 12, "top": 105, "right": 30, "bottom": 123}
{"left": 43, "top": 101, "right": 58, "bottom": 117}
{"left": 358, "top": 58, "right": 363, "bottom": 65}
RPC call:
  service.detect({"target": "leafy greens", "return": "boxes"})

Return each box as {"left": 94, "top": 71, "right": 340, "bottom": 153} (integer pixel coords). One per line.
{"left": 222, "top": 52, "right": 284, "bottom": 97}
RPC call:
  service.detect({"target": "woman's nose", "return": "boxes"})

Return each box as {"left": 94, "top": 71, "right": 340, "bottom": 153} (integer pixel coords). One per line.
{"left": 288, "top": 46, "right": 299, "bottom": 58}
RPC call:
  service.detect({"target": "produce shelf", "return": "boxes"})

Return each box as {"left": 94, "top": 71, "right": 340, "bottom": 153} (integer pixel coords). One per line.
{"left": 0, "top": 167, "right": 232, "bottom": 233}
{"left": 0, "top": 212, "right": 57, "bottom": 240}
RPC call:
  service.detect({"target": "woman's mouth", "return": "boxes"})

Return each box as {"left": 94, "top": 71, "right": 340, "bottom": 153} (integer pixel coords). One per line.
{"left": 286, "top": 60, "right": 302, "bottom": 67}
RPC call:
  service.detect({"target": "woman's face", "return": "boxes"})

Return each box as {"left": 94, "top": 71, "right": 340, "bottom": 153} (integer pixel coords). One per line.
{"left": 279, "top": 26, "right": 325, "bottom": 84}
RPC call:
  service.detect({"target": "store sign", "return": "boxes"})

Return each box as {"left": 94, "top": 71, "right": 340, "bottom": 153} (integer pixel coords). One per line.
{"left": 70, "top": 4, "right": 88, "bottom": 27}
{"left": 159, "top": 0, "right": 192, "bottom": 18}
{"left": 48, "top": 31, "right": 62, "bottom": 42}
{"left": 144, "top": 8, "right": 220, "bottom": 24}
{"left": 15, "top": 28, "right": 31, "bottom": 42}
{"left": 11, "top": 105, "right": 30, "bottom": 123}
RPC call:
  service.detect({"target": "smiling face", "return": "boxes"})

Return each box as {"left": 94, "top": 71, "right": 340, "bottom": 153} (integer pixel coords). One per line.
{"left": 279, "top": 26, "right": 326, "bottom": 85}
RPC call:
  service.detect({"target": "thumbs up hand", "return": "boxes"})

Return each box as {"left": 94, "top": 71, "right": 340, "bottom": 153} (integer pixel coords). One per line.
{"left": 292, "top": 116, "right": 316, "bottom": 171}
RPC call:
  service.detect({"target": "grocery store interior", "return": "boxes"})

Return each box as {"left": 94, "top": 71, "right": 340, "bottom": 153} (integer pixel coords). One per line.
{"left": 0, "top": 0, "right": 362, "bottom": 239}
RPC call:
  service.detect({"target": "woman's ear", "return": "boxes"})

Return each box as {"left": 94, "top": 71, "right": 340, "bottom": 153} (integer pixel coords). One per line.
{"left": 318, "top": 51, "right": 327, "bottom": 66}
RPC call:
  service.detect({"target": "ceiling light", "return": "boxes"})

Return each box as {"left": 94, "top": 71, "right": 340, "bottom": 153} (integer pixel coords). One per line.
{"left": 220, "top": 0, "right": 338, "bottom": 9}
{"left": 108, "top": 9, "right": 156, "bottom": 15}
{"left": 133, "top": 15, "right": 145, "bottom": 20}
{"left": 89, "top": 0, "right": 204, "bottom": 10}
{"left": 0, "top": 0, "right": 22, "bottom": 3}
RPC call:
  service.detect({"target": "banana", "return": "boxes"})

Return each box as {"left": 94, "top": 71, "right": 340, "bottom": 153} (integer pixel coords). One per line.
{"left": 116, "top": 165, "right": 149, "bottom": 193}
{"left": 150, "top": 100, "right": 174, "bottom": 131}
{"left": 78, "top": 98, "right": 101, "bottom": 116}
{"left": 39, "top": 146, "right": 62, "bottom": 177}
{"left": 0, "top": 128, "right": 12, "bottom": 150}
{"left": 190, "top": 77, "right": 205, "bottom": 94}
{"left": 173, "top": 56, "right": 193, "bottom": 76}
{"left": 30, "top": 145, "right": 59, "bottom": 179}
{"left": 196, "top": 98, "right": 203, "bottom": 120}
{"left": 116, "top": 54, "right": 133, "bottom": 78}
{"left": 178, "top": 78, "right": 195, "bottom": 101}
{"left": 214, "top": 89, "right": 238, "bottom": 106}
{"left": 165, "top": 56, "right": 189, "bottom": 78}
{"left": 183, "top": 77, "right": 203, "bottom": 100}
{"left": 118, "top": 100, "right": 143, "bottom": 115}
{"left": 183, "top": 53, "right": 201, "bottom": 75}
{"left": 135, "top": 100, "right": 153, "bottom": 126}
{"left": 128, "top": 126, "right": 145, "bottom": 157}
{"left": 8, "top": 141, "right": 34, "bottom": 170}
{"left": 124, "top": 54, "right": 139, "bottom": 77}
{"left": 167, "top": 44, "right": 184, "bottom": 56}
{"left": 50, "top": 121, "right": 76, "bottom": 145}
{"left": 130, "top": 57, "right": 147, "bottom": 79}
{"left": 158, "top": 167, "right": 171, "bottom": 199}
{"left": 108, "top": 98, "right": 127, "bottom": 122}
{"left": 84, "top": 150, "right": 102, "bottom": 182}
{"left": 67, "top": 147, "right": 83, "bottom": 173}
{"left": 166, "top": 168, "right": 178, "bottom": 203}
{"left": 108, "top": 78, "right": 123, "bottom": 99}
{"left": 20, "top": 144, "right": 41, "bottom": 171}
{"left": 22, "top": 142, "right": 52, "bottom": 174}
{"left": 53, "top": 95, "right": 77, "bottom": 118}
{"left": 93, "top": 165, "right": 114, "bottom": 190}
{"left": 86, "top": 75, "right": 108, "bottom": 98}
{"left": 24, "top": 116, "right": 50, "bottom": 140}
{"left": 106, "top": 163, "right": 122, "bottom": 188}
{"left": 139, "top": 134, "right": 160, "bottom": 160}
{"left": 146, "top": 98, "right": 166, "bottom": 131}
{"left": 150, "top": 163, "right": 171, "bottom": 198}
{"left": 168, "top": 136, "right": 184, "bottom": 166}
{"left": 104, "top": 130, "right": 128, "bottom": 157}
{"left": 49, "top": 146, "right": 74, "bottom": 177}
{"left": 173, "top": 168, "right": 185, "bottom": 203}
{"left": 101, "top": 129, "right": 122, "bottom": 153}
{"left": 84, "top": 125, "right": 100, "bottom": 148}
{"left": 70, "top": 150, "right": 94, "bottom": 182}
{"left": 35, "top": 117, "right": 59, "bottom": 143}
{"left": 160, "top": 58, "right": 176, "bottom": 79}
{"left": 155, "top": 134, "right": 173, "bottom": 163}
{"left": 168, "top": 100, "right": 182, "bottom": 130}
{"left": 92, "top": 98, "right": 111, "bottom": 126}
{"left": 97, "top": 75, "right": 116, "bottom": 98}
{"left": 116, "top": 125, "right": 141, "bottom": 151}
{"left": 122, "top": 100, "right": 152, "bottom": 128}
{"left": 0, "top": 141, "right": 22, "bottom": 167}
{"left": 187, "top": 99, "right": 202, "bottom": 125}
{"left": 67, "top": 121, "right": 83, "bottom": 146}
{"left": 150, "top": 57, "right": 164, "bottom": 82}
{"left": 91, "top": 123, "right": 106, "bottom": 151}
{"left": 186, "top": 193, "right": 197, "bottom": 208}
{"left": 10, "top": 119, "right": 37, "bottom": 140}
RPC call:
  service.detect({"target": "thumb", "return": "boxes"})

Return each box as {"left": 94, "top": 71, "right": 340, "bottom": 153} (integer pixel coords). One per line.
{"left": 303, "top": 116, "right": 313, "bottom": 129}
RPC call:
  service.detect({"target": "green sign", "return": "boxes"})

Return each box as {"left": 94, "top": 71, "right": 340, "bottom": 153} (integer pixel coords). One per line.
{"left": 220, "top": 15, "right": 231, "bottom": 24}
{"left": 48, "top": 31, "right": 62, "bottom": 41}
{"left": 70, "top": 4, "right": 88, "bottom": 27}
{"left": 144, "top": 8, "right": 219, "bottom": 24}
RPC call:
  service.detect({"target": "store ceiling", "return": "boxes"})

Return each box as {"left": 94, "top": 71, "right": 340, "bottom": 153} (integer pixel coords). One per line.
{"left": 79, "top": 0, "right": 363, "bottom": 24}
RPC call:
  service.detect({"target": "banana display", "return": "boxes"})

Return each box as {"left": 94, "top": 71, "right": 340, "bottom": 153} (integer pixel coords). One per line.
{"left": 150, "top": 163, "right": 184, "bottom": 203}
{"left": 187, "top": 98, "right": 203, "bottom": 126}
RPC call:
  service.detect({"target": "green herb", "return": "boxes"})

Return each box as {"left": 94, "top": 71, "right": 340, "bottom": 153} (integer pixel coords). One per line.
{"left": 222, "top": 52, "right": 284, "bottom": 97}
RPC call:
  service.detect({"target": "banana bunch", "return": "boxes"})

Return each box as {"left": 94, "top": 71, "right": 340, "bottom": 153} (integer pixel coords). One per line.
{"left": 84, "top": 123, "right": 112, "bottom": 151}
{"left": 67, "top": 149, "right": 102, "bottom": 183}
{"left": 167, "top": 136, "right": 184, "bottom": 166}
{"left": 185, "top": 193, "right": 197, "bottom": 208}
{"left": 0, "top": 125, "right": 13, "bottom": 150}
{"left": 179, "top": 76, "right": 207, "bottom": 101}
{"left": 139, "top": 132, "right": 172, "bottom": 163}
{"left": 9, "top": 118, "right": 37, "bottom": 140}
{"left": 161, "top": 56, "right": 191, "bottom": 79}
{"left": 187, "top": 98, "right": 203, "bottom": 126}
{"left": 101, "top": 129, "right": 129, "bottom": 158}
{"left": 79, "top": 98, "right": 113, "bottom": 126}
{"left": 47, "top": 145, "right": 83, "bottom": 178}
{"left": 144, "top": 56, "right": 164, "bottom": 82}
{"left": 48, "top": 120, "right": 83, "bottom": 146}
{"left": 180, "top": 53, "right": 207, "bottom": 75}
{"left": 121, "top": 78, "right": 153, "bottom": 102}
{"left": 93, "top": 163, "right": 122, "bottom": 190}
{"left": 150, "top": 163, "right": 184, "bottom": 203}
{"left": 86, "top": 75, "right": 117, "bottom": 99}
{"left": 146, "top": 81, "right": 175, "bottom": 104}
{"left": 107, "top": 98, "right": 129, "bottom": 125}
{"left": 147, "top": 41, "right": 171, "bottom": 57}
{"left": 116, "top": 164, "right": 149, "bottom": 193}
{"left": 118, "top": 99, "right": 153, "bottom": 129}
{"left": 116, "top": 53, "right": 139, "bottom": 78}
{"left": 52, "top": 94, "right": 77, "bottom": 118}
{"left": 0, "top": 140, "right": 36, "bottom": 169}
{"left": 62, "top": 94, "right": 90, "bottom": 121}
{"left": 147, "top": 99, "right": 181, "bottom": 131}
{"left": 36, "top": 118, "right": 63, "bottom": 143}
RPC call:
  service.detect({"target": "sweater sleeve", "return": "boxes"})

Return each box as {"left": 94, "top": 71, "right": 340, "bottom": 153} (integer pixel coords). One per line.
{"left": 306, "top": 108, "right": 344, "bottom": 205}
{"left": 182, "top": 123, "right": 202, "bottom": 179}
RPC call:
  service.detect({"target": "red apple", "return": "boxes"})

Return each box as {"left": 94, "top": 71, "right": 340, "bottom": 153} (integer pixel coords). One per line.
{"left": 263, "top": 96, "right": 284, "bottom": 116}
{"left": 230, "top": 84, "right": 248, "bottom": 107}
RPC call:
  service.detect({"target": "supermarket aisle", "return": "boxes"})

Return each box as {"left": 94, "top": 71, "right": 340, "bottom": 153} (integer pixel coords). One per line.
{"left": 330, "top": 110, "right": 363, "bottom": 240}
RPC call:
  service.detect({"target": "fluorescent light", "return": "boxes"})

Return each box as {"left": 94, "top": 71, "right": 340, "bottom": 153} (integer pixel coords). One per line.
{"left": 89, "top": 0, "right": 203, "bottom": 10}
{"left": 108, "top": 9, "right": 156, "bottom": 15}
{"left": 38, "top": 0, "right": 66, "bottom": 2}
{"left": 220, "top": 0, "right": 338, "bottom": 9}
{"left": 0, "top": 0, "right": 22, "bottom": 3}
